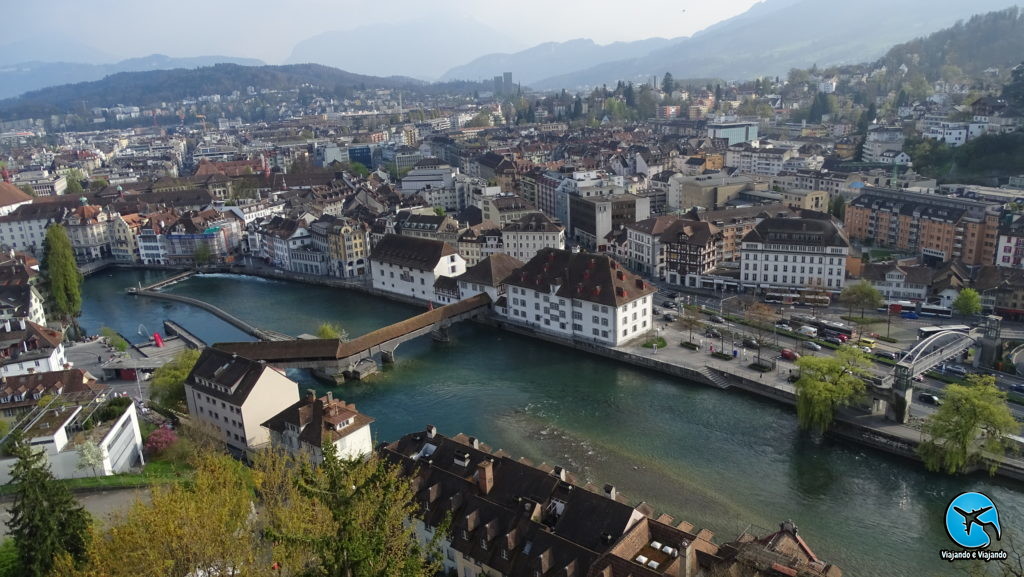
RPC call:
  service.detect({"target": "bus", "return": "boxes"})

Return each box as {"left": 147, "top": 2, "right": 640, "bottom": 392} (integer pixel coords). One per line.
{"left": 919, "top": 304, "right": 953, "bottom": 318}
{"left": 764, "top": 292, "right": 798, "bottom": 304}
{"left": 800, "top": 294, "right": 831, "bottom": 308}
{"left": 790, "top": 314, "right": 855, "bottom": 339}
{"left": 917, "top": 325, "right": 971, "bottom": 340}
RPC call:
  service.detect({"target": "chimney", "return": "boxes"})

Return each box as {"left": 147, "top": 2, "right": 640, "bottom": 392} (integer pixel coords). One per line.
{"left": 553, "top": 466, "right": 567, "bottom": 482}
{"left": 426, "top": 424, "right": 437, "bottom": 439}
{"left": 325, "top": 391, "right": 333, "bottom": 403}
{"left": 2, "top": 320, "right": 9, "bottom": 332}
{"left": 18, "top": 319, "right": 25, "bottom": 330}
{"left": 468, "top": 436, "right": 480, "bottom": 449}
{"left": 616, "top": 270, "right": 624, "bottom": 281}
{"left": 477, "top": 460, "right": 494, "bottom": 495}
{"left": 603, "top": 484, "right": 617, "bottom": 501}
{"left": 305, "top": 389, "right": 316, "bottom": 402}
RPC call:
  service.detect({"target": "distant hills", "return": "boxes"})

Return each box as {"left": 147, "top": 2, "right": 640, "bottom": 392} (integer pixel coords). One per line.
{"left": 442, "top": 0, "right": 1023, "bottom": 89}
{"left": 0, "top": 54, "right": 267, "bottom": 100}
{"left": 0, "top": 64, "right": 419, "bottom": 120}
{"left": 286, "top": 15, "right": 523, "bottom": 81}
{"left": 440, "top": 38, "right": 676, "bottom": 86}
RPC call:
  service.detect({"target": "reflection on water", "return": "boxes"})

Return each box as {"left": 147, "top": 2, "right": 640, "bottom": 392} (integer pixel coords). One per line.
{"left": 81, "top": 269, "right": 1024, "bottom": 577}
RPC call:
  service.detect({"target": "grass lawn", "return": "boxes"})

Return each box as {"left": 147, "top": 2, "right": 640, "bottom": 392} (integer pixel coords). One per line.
{"left": 0, "top": 457, "right": 190, "bottom": 497}
{"left": 643, "top": 337, "right": 668, "bottom": 349}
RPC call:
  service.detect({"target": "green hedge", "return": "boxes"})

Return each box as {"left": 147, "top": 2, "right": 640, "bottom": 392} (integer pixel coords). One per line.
{"left": 679, "top": 341, "right": 699, "bottom": 350}
{"left": 876, "top": 335, "right": 899, "bottom": 343}
{"left": 711, "top": 352, "right": 734, "bottom": 361}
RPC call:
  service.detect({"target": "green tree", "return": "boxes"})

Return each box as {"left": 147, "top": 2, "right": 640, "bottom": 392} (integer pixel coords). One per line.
{"left": 839, "top": 280, "right": 883, "bottom": 318}
{"left": 829, "top": 195, "right": 846, "bottom": 221}
{"left": 0, "top": 539, "right": 19, "bottom": 577}
{"left": 347, "top": 161, "right": 370, "bottom": 178}
{"left": 952, "top": 288, "right": 982, "bottom": 318}
{"left": 662, "top": 72, "right": 676, "bottom": 96}
{"left": 433, "top": 206, "right": 446, "bottom": 217}
{"left": 275, "top": 445, "right": 447, "bottom": 577}
{"left": 17, "top": 185, "right": 34, "bottom": 197}
{"left": 744, "top": 302, "right": 775, "bottom": 366}
{"left": 7, "top": 433, "right": 91, "bottom": 577}
{"left": 193, "top": 242, "right": 213, "bottom": 267}
{"left": 64, "top": 169, "right": 85, "bottom": 195}
{"left": 678, "top": 306, "right": 703, "bottom": 344}
{"left": 150, "top": 348, "right": 201, "bottom": 410}
{"left": 918, "top": 375, "right": 1019, "bottom": 475}
{"left": 793, "top": 346, "right": 872, "bottom": 433}
{"left": 42, "top": 224, "right": 83, "bottom": 323}
{"left": 315, "top": 322, "right": 348, "bottom": 341}
{"left": 99, "top": 327, "right": 128, "bottom": 353}
{"left": 466, "top": 111, "right": 492, "bottom": 128}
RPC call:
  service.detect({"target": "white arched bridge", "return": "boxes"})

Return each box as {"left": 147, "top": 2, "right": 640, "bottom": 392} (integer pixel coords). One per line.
{"left": 872, "top": 316, "right": 1002, "bottom": 422}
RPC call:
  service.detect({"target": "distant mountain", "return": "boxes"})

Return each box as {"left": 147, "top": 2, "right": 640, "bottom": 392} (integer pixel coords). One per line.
{"left": 0, "top": 39, "right": 114, "bottom": 67}
{"left": 874, "top": 6, "right": 1024, "bottom": 81}
{"left": 286, "top": 15, "right": 523, "bottom": 81}
{"left": 0, "top": 54, "right": 267, "bottom": 100}
{"left": 531, "top": 0, "right": 1023, "bottom": 89}
{"left": 440, "top": 37, "right": 677, "bottom": 86}
{"left": 0, "top": 64, "right": 419, "bottom": 120}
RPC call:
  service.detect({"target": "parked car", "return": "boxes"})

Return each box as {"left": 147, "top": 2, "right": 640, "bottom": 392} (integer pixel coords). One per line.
{"left": 742, "top": 338, "right": 760, "bottom": 349}
{"left": 663, "top": 301, "right": 677, "bottom": 309}
{"left": 912, "top": 374, "right": 925, "bottom": 382}
{"left": 663, "top": 313, "right": 677, "bottom": 322}
{"left": 666, "top": 291, "right": 679, "bottom": 299}
{"left": 918, "top": 393, "right": 942, "bottom": 405}
{"left": 824, "top": 336, "right": 843, "bottom": 345}
{"left": 780, "top": 348, "right": 800, "bottom": 361}
{"left": 705, "top": 329, "right": 722, "bottom": 339}
{"left": 787, "top": 373, "right": 801, "bottom": 383}
{"left": 942, "top": 364, "right": 969, "bottom": 377}
{"left": 1009, "top": 384, "right": 1024, "bottom": 393}
{"left": 775, "top": 322, "right": 791, "bottom": 331}
{"left": 835, "top": 334, "right": 849, "bottom": 342}
{"left": 801, "top": 341, "right": 822, "bottom": 351}
{"left": 709, "top": 315, "right": 725, "bottom": 323}
{"left": 875, "top": 351, "right": 898, "bottom": 360}
{"left": 901, "top": 311, "right": 919, "bottom": 319}
{"left": 860, "top": 346, "right": 873, "bottom": 354}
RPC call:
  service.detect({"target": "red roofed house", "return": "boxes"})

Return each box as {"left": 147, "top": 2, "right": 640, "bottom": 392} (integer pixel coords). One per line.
{"left": 262, "top": 389, "right": 375, "bottom": 464}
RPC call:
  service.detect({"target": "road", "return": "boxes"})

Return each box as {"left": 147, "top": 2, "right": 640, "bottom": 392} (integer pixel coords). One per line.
{"left": 648, "top": 284, "right": 1024, "bottom": 421}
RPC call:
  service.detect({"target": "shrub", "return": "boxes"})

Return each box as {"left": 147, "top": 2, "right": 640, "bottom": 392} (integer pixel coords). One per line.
{"left": 679, "top": 341, "right": 699, "bottom": 350}
{"left": 642, "top": 337, "right": 668, "bottom": 349}
{"left": 711, "top": 352, "right": 734, "bottom": 361}
{"left": 876, "top": 335, "right": 899, "bottom": 343}
{"left": 144, "top": 427, "right": 178, "bottom": 456}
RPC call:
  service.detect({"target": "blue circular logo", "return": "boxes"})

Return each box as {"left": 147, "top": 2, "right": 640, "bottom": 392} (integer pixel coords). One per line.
{"left": 945, "top": 492, "right": 1002, "bottom": 549}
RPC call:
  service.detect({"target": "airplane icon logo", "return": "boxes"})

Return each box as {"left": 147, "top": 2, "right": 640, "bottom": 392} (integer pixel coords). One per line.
{"left": 946, "top": 492, "right": 1002, "bottom": 549}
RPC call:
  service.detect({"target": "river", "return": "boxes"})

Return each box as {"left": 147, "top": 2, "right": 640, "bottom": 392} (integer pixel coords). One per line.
{"left": 80, "top": 269, "right": 1023, "bottom": 577}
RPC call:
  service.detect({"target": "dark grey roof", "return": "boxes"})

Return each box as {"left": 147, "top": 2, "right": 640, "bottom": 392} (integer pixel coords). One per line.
{"left": 370, "top": 234, "right": 457, "bottom": 270}
{"left": 741, "top": 217, "right": 849, "bottom": 248}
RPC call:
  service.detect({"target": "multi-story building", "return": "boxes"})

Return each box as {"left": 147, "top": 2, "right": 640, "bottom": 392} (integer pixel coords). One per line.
{"left": 707, "top": 121, "right": 759, "bottom": 145}
{"left": 164, "top": 209, "right": 242, "bottom": 266}
{"left": 661, "top": 220, "right": 721, "bottom": 284}
{"left": 858, "top": 263, "right": 933, "bottom": 301}
{"left": 861, "top": 126, "right": 905, "bottom": 163}
{"left": 184, "top": 348, "right": 300, "bottom": 455}
{"left": 453, "top": 253, "right": 522, "bottom": 307}
{"left": 779, "top": 189, "right": 829, "bottom": 212}
{"left": 995, "top": 212, "right": 1024, "bottom": 269}
{"left": 0, "top": 201, "right": 75, "bottom": 255}
{"left": 845, "top": 188, "right": 999, "bottom": 266}
{"left": 383, "top": 426, "right": 843, "bottom": 577}
{"left": 110, "top": 213, "right": 145, "bottom": 264}
{"left": 677, "top": 173, "right": 755, "bottom": 210}
{"left": 12, "top": 170, "right": 67, "bottom": 196}
{"left": 681, "top": 204, "right": 795, "bottom": 263}
{"left": 569, "top": 193, "right": 651, "bottom": 252}
{"left": 725, "top": 143, "right": 796, "bottom": 176}
{"left": 479, "top": 195, "right": 539, "bottom": 226}
{"left": 456, "top": 222, "right": 503, "bottom": 268}
{"left": 309, "top": 215, "right": 369, "bottom": 278}
{"left": 740, "top": 216, "right": 850, "bottom": 292}
{"left": 262, "top": 390, "right": 374, "bottom": 464}
{"left": 137, "top": 210, "right": 176, "bottom": 265}
{"left": 370, "top": 235, "right": 466, "bottom": 302}
{"left": 0, "top": 369, "right": 98, "bottom": 419}
{"left": 63, "top": 204, "right": 116, "bottom": 262}
{"left": 504, "top": 248, "right": 655, "bottom": 346}
{"left": 501, "top": 212, "right": 565, "bottom": 263}
{"left": 256, "top": 216, "right": 311, "bottom": 271}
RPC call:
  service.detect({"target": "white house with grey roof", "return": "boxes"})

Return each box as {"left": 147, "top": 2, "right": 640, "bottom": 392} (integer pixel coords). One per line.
{"left": 370, "top": 234, "right": 466, "bottom": 302}
{"left": 504, "top": 249, "right": 656, "bottom": 346}
{"left": 739, "top": 216, "right": 849, "bottom": 293}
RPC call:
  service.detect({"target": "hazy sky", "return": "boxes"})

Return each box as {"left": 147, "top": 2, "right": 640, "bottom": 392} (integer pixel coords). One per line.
{"left": 4, "top": 0, "right": 763, "bottom": 63}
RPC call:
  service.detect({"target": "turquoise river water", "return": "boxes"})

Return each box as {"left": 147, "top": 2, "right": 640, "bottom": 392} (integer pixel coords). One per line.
{"left": 80, "top": 270, "right": 1023, "bottom": 577}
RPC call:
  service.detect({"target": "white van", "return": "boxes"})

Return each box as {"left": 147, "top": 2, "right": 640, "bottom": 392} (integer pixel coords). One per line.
{"left": 798, "top": 325, "right": 818, "bottom": 337}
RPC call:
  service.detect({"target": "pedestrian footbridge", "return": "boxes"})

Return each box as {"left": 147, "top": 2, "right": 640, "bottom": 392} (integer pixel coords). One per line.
{"left": 214, "top": 293, "right": 491, "bottom": 379}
